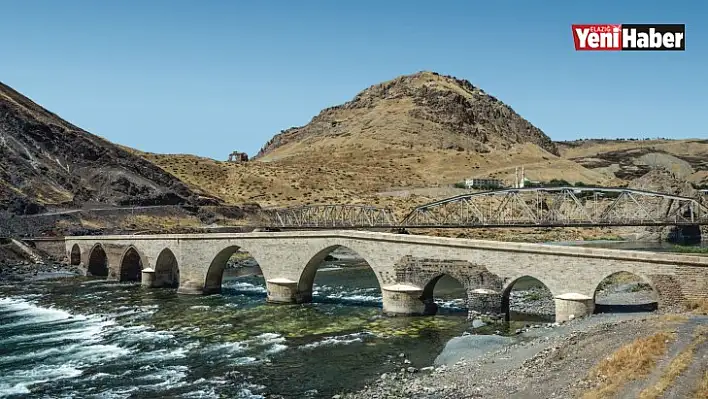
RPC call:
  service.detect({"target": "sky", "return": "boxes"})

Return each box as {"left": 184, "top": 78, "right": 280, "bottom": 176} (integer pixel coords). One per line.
{"left": 1, "top": 0, "right": 706, "bottom": 159}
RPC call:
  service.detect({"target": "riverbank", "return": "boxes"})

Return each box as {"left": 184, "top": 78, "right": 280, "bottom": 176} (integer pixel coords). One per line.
{"left": 338, "top": 313, "right": 708, "bottom": 399}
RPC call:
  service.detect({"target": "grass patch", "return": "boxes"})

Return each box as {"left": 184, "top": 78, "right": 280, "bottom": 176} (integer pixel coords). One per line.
{"left": 686, "top": 299, "right": 708, "bottom": 315}
{"left": 582, "top": 331, "right": 675, "bottom": 399}
{"left": 695, "top": 371, "right": 708, "bottom": 399}
{"left": 638, "top": 327, "right": 708, "bottom": 399}
{"left": 668, "top": 245, "right": 708, "bottom": 254}
{"left": 124, "top": 214, "right": 202, "bottom": 230}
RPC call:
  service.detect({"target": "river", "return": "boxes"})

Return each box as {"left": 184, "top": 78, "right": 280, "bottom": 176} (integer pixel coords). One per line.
{"left": 0, "top": 259, "right": 480, "bottom": 398}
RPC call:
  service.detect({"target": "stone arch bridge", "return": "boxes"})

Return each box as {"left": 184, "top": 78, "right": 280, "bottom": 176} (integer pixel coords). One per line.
{"left": 58, "top": 231, "right": 708, "bottom": 322}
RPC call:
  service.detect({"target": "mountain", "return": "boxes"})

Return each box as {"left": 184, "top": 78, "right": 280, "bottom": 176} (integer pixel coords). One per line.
{"left": 0, "top": 81, "right": 208, "bottom": 215}
{"left": 255, "top": 71, "right": 558, "bottom": 159}
{"left": 144, "top": 72, "right": 610, "bottom": 210}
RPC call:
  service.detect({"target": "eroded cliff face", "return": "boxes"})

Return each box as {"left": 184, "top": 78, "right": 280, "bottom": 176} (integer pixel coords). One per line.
{"left": 0, "top": 81, "right": 203, "bottom": 214}
{"left": 255, "top": 71, "right": 557, "bottom": 159}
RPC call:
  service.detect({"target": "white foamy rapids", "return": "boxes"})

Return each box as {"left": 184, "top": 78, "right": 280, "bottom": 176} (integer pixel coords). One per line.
{"left": 230, "top": 333, "right": 289, "bottom": 358}
{"left": 222, "top": 281, "right": 267, "bottom": 294}
{"left": 130, "top": 345, "right": 191, "bottom": 363}
{"left": 0, "top": 298, "right": 131, "bottom": 396}
{"left": 107, "top": 324, "right": 176, "bottom": 345}
{"left": 181, "top": 387, "right": 219, "bottom": 398}
{"left": 0, "top": 364, "right": 83, "bottom": 397}
{"left": 312, "top": 286, "right": 383, "bottom": 305}
{"left": 436, "top": 298, "right": 468, "bottom": 311}
{"left": 0, "top": 297, "right": 86, "bottom": 330}
{"left": 300, "top": 332, "right": 371, "bottom": 350}
{"left": 135, "top": 365, "right": 190, "bottom": 390}
{"left": 202, "top": 342, "right": 247, "bottom": 355}
{"left": 316, "top": 265, "right": 343, "bottom": 272}
{"left": 235, "top": 382, "right": 266, "bottom": 399}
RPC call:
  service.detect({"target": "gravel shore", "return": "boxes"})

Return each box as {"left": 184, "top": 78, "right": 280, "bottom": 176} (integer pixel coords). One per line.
{"left": 337, "top": 313, "right": 693, "bottom": 399}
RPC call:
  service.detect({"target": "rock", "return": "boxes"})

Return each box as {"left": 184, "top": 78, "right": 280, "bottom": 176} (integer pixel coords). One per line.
{"left": 435, "top": 334, "right": 514, "bottom": 366}
{"left": 407, "top": 367, "right": 417, "bottom": 373}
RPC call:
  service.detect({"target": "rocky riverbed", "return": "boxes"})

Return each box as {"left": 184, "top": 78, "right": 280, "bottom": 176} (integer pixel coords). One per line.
{"left": 0, "top": 260, "right": 82, "bottom": 281}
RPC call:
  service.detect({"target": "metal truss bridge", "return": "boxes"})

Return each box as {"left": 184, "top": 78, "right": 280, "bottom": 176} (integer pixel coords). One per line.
{"left": 256, "top": 187, "right": 708, "bottom": 229}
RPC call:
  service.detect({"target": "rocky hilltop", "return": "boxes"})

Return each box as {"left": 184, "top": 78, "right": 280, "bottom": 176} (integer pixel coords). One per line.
{"left": 256, "top": 71, "right": 558, "bottom": 159}
{"left": 0, "top": 81, "right": 206, "bottom": 215}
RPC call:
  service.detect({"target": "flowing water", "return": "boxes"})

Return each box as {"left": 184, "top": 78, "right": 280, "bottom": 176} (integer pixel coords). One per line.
{"left": 0, "top": 261, "right": 475, "bottom": 398}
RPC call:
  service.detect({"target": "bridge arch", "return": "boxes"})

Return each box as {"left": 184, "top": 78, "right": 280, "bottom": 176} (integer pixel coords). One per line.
{"left": 421, "top": 273, "right": 469, "bottom": 315}
{"left": 119, "top": 246, "right": 145, "bottom": 282}
{"left": 297, "top": 244, "right": 383, "bottom": 304}
{"left": 87, "top": 244, "right": 109, "bottom": 277}
{"left": 592, "top": 271, "right": 659, "bottom": 313}
{"left": 204, "top": 245, "right": 265, "bottom": 295}
{"left": 70, "top": 244, "right": 81, "bottom": 266}
{"left": 501, "top": 275, "right": 556, "bottom": 322}
{"left": 154, "top": 248, "right": 180, "bottom": 288}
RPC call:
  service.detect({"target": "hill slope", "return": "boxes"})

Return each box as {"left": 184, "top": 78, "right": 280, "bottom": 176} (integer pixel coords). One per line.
{"left": 0, "top": 81, "right": 206, "bottom": 214}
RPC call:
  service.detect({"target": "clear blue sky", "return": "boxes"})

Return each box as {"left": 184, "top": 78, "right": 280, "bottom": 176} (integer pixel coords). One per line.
{"left": 1, "top": 0, "right": 705, "bottom": 159}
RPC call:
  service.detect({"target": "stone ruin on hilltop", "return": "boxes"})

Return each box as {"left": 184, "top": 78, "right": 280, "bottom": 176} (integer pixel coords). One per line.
{"left": 228, "top": 151, "right": 249, "bottom": 162}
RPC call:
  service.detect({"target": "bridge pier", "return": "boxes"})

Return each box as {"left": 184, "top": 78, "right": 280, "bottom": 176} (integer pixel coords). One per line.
{"left": 177, "top": 282, "right": 208, "bottom": 295}
{"left": 266, "top": 278, "right": 304, "bottom": 303}
{"left": 554, "top": 293, "right": 594, "bottom": 322}
{"left": 468, "top": 288, "right": 503, "bottom": 318}
{"left": 141, "top": 268, "right": 157, "bottom": 288}
{"left": 381, "top": 284, "right": 426, "bottom": 316}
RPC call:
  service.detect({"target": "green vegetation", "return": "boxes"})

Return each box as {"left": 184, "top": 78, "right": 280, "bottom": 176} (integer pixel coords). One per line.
{"left": 150, "top": 301, "right": 464, "bottom": 343}
{"left": 524, "top": 291, "right": 543, "bottom": 301}
{"left": 668, "top": 245, "right": 708, "bottom": 254}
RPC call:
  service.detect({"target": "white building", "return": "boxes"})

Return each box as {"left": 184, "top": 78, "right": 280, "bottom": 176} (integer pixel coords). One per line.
{"left": 465, "top": 178, "right": 504, "bottom": 189}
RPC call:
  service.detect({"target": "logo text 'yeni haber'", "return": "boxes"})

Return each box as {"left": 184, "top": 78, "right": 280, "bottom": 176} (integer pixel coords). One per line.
{"left": 572, "top": 24, "right": 685, "bottom": 51}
